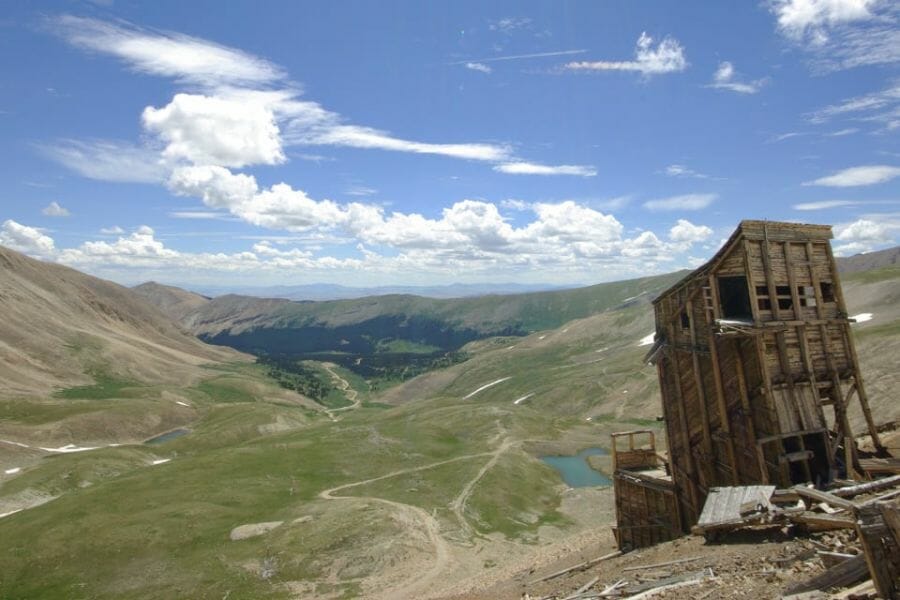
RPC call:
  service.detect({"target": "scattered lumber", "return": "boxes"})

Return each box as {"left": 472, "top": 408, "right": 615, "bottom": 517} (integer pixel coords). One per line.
{"left": 625, "top": 569, "right": 714, "bottom": 599}
{"left": 792, "top": 485, "right": 856, "bottom": 511}
{"left": 859, "top": 457, "right": 900, "bottom": 476}
{"left": 561, "top": 576, "right": 599, "bottom": 600}
{"left": 621, "top": 555, "right": 702, "bottom": 572}
{"left": 782, "top": 554, "right": 868, "bottom": 596}
{"left": 816, "top": 551, "right": 856, "bottom": 568}
{"left": 831, "top": 474, "right": 900, "bottom": 498}
{"left": 791, "top": 512, "right": 856, "bottom": 531}
{"left": 855, "top": 502, "right": 900, "bottom": 599}
{"left": 528, "top": 551, "right": 621, "bottom": 585}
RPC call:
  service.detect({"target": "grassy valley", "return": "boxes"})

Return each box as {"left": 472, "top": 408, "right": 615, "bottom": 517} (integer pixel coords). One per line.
{"left": 1, "top": 247, "right": 899, "bottom": 599}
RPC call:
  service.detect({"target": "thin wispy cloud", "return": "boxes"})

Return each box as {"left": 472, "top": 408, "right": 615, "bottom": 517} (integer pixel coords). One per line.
{"left": 50, "top": 16, "right": 590, "bottom": 176}
{"left": 769, "top": 1, "right": 900, "bottom": 71}
{"left": 643, "top": 193, "right": 717, "bottom": 211}
{"left": 565, "top": 32, "right": 687, "bottom": 76}
{"left": 808, "top": 81, "right": 900, "bottom": 131}
{"left": 489, "top": 17, "right": 533, "bottom": 34}
{"left": 804, "top": 165, "right": 900, "bottom": 187}
{"left": 49, "top": 15, "right": 285, "bottom": 89}
{"left": 706, "top": 61, "right": 767, "bottom": 94}
{"left": 465, "top": 62, "right": 492, "bottom": 74}
{"left": 663, "top": 164, "right": 709, "bottom": 179}
{"left": 493, "top": 162, "right": 597, "bottom": 177}
{"left": 449, "top": 49, "right": 586, "bottom": 65}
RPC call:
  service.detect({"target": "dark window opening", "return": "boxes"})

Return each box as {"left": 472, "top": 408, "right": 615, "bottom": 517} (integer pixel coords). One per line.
{"left": 718, "top": 276, "right": 753, "bottom": 320}
{"left": 758, "top": 298, "right": 772, "bottom": 310}
{"left": 756, "top": 285, "right": 768, "bottom": 295}
{"left": 680, "top": 310, "right": 690, "bottom": 330}
{"left": 776, "top": 285, "right": 791, "bottom": 295}
{"left": 820, "top": 281, "right": 835, "bottom": 303}
{"left": 778, "top": 297, "right": 793, "bottom": 310}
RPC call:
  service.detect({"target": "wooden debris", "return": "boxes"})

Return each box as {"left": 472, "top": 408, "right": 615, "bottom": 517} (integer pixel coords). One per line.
{"left": 621, "top": 555, "right": 703, "bottom": 573}
{"left": 528, "top": 551, "right": 621, "bottom": 585}
{"left": 792, "top": 485, "right": 856, "bottom": 511}
{"left": 560, "top": 576, "right": 599, "bottom": 600}
{"left": 855, "top": 502, "right": 900, "bottom": 599}
{"left": 783, "top": 554, "right": 868, "bottom": 595}
{"left": 626, "top": 569, "right": 714, "bottom": 599}
{"left": 816, "top": 551, "right": 856, "bottom": 568}
{"left": 791, "top": 512, "right": 856, "bottom": 531}
{"left": 859, "top": 457, "right": 900, "bottom": 476}
{"left": 831, "top": 474, "right": 900, "bottom": 498}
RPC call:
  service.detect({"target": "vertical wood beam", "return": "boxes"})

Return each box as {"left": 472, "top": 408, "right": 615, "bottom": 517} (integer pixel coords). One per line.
{"left": 705, "top": 275, "right": 739, "bottom": 484}
{"left": 686, "top": 299, "right": 713, "bottom": 456}
{"left": 824, "top": 242, "right": 883, "bottom": 452}
{"left": 733, "top": 342, "right": 763, "bottom": 481}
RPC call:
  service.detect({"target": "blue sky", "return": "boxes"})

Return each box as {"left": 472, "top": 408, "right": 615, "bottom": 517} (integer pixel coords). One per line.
{"left": 1, "top": 1, "right": 899, "bottom": 288}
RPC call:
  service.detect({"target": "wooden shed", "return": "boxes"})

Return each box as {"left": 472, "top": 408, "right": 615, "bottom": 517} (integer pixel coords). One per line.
{"left": 644, "top": 220, "right": 884, "bottom": 528}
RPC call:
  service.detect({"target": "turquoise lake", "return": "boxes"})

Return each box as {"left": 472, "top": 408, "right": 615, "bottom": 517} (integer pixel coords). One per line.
{"left": 540, "top": 447, "right": 611, "bottom": 487}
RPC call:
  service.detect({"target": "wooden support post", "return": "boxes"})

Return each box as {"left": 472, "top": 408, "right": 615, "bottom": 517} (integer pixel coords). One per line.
{"left": 733, "top": 345, "right": 763, "bottom": 482}
{"left": 686, "top": 299, "right": 714, "bottom": 458}
{"left": 663, "top": 324, "right": 701, "bottom": 520}
{"left": 706, "top": 276, "right": 739, "bottom": 484}
{"left": 824, "top": 242, "right": 884, "bottom": 452}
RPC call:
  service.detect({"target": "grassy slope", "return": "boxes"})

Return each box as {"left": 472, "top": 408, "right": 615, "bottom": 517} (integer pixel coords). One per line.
{"left": 1, "top": 262, "right": 897, "bottom": 599}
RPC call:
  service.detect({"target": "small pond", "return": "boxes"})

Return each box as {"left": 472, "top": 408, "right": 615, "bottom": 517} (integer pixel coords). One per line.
{"left": 145, "top": 428, "right": 190, "bottom": 445}
{"left": 540, "top": 447, "right": 611, "bottom": 488}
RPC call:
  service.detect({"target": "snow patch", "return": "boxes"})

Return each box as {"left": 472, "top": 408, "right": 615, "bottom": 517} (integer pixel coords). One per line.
{"left": 150, "top": 459, "right": 171, "bottom": 465}
{"left": 4, "top": 467, "right": 21, "bottom": 475}
{"left": 0, "top": 439, "right": 30, "bottom": 448}
{"left": 513, "top": 393, "right": 534, "bottom": 405}
{"left": 562, "top": 328, "right": 569, "bottom": 333}
{"left": 851, "top": 313, "right": 873, "bottom": 323}
{"left": 38, "top": 444, "right": 100, "bottom": 453}
{"left": 538, "top": 335, "right": 546, "bottom": 340}
{"left": 463, "top": 377, "right": 512, "bottom": 400}
{"left": 175, "top": 401, "right": 190, "bottom": 407}
{"left": 638, "top": 332, "right": 655, "bottom": 346}
{"left": 0, "top": 509, "right": 23, "bottom": 519}
{"left": 595, "top": 347, "right": 609, "bottom": 353}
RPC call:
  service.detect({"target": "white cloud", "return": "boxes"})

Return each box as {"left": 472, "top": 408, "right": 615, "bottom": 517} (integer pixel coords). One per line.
{"left": 345, "top": 185, "right": 377, "bottom": 197}
{"left": 833, "top": 217, "right": 900, "bottom": 254}
{"left": 770, "top": 0, "right": 879, "bottom": 41}
{"left": 643, "top": 193, "right": 717, "bottom": 211}
{"left": 770, "top": 1, "right": 900, "bottom": 71}
{"left": 168, "top": 165, "right": 258, "bottom": 209}
{"left": 449, "top": 49, "right": 586, "bottom": 65}
{"left": 565, "top": 32, "right": 687, "bottom": 76}
{"left": 669, "top": 219, "right": 713, "bottom": 243}
{"left": 39, "top": 139, "right": 168, "bottom": 183}
{"left": 793, "top": 199, "right": 857, "bottom": 210}
{"left": 664, "top": 164, "right": 708, "bottom": 179}
{"left": 804, "top": 165, "right": 900, "bottom": 187}
{"left": 706, "top": 61, "right": 767, "bottom": 94}
{"left": 808, "top": 81, "right": 900, "bottom": 129}
{"left": 41, "top": 201, "right": 70, "bottom": 217}
{"left": 142, "top": 93, "right": 285, "bottom": 168}
{"left": 489, "top": 17, "right": 533, "bottom": 34}
{"left": 0, "top": 220, "right": 56, "bottom": 256}
{"left": 50, "top": 15, "right": 284, "bottom": 89}
{"left": 493, "top": 162, "right": 597, "bottom": 176}
{"left": 465, "top": 62, "right": 492, "bottom": 74}
{"left": 100, "top": 226, "right": 125, "bottom": 234}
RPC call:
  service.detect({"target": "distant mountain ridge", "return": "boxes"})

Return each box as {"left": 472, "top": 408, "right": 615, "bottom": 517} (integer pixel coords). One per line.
{"left": 182, "top": 281, "right": 579, "bottom": 301}
{"left": 837, "top": 245, "right": 900, "bottom": 273}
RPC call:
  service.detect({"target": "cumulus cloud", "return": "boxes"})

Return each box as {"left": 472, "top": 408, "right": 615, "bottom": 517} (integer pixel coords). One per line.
{"left": 669, "top": 219, "right": 713, "bottom": 243}
{"left": 833, "top": 217, "right": 900, "bottom": 254}
{"left": 770, "top": 0, "right": 879, "bottom": 41}
{"left": 565, "top": 32, "right": 687, "bottom": 75}
{"left": 465, "top": 62, "right": 492, "bottom": 74}
{"left": 142, "top": 93, "right": 285, "bottom": 167}
{"left": 493, "top": 162, "right": 597, "bottom": 176}
{"left": 804, "top": 165, "right": 900, "bottom": 187}
{"left": 42, "top": 201, "right": 70, "bottom": 217}
{"left": 0, "top": 220, "right": 56, "bottom": 256}
{"left": 707, "top": 61, "right": 767, "bottom": 94}
{"left": 643, "top": 193, "right": 717, "bottom": 211}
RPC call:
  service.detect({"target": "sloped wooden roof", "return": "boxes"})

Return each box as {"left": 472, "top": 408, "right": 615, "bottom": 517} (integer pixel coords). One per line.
{"left": 652, "top": 220, "right": 833, "bottom": 306}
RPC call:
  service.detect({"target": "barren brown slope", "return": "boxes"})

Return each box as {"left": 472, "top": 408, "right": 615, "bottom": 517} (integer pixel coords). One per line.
{"left": 131, "top": 281, "right": 210, "bottom": 322}
{"left": 0, "top": 246, "right": 244, "bottom": 396}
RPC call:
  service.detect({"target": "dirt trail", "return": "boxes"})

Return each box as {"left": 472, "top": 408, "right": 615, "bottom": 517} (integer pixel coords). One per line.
{"left": 317, "top": 426, "right": 519, "bottom": 599}
{"left": 321, "top": 363, "right": 360, "bottom": 419}
{"left": 449, "top": 436, "right": 515, "bottom": 538}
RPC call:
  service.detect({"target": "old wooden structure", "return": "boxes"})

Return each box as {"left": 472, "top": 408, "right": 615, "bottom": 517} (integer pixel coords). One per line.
{"left": 610, "top": 430, "right": 681, "bottom": 550}
{"left": 612, "top": 220, "right": 885, "bottom": 547}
